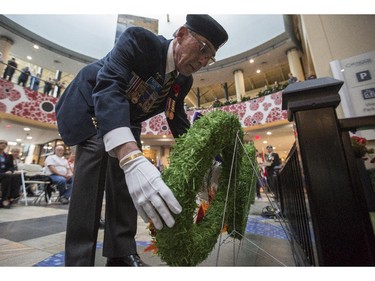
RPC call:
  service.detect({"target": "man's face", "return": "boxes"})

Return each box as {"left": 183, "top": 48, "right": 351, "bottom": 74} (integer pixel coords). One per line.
{"left": 0, "top": 141, "right": 7, "bottom": 150}
{"left": 174, "top": 27, "right": 216, "bottom": 76}
{"left": 55, "top": 147, "right": 65, "bottom": 157}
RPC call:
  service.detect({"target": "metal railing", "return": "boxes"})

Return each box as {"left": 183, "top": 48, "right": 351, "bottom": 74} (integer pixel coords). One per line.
{"left": 277, "top": 77, "right": 375, "bottom": 266}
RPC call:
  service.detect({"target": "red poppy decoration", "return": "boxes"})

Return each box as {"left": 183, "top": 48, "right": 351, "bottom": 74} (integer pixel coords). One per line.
{"left": 172, "top": 84, "right": 180, "bottom": 96}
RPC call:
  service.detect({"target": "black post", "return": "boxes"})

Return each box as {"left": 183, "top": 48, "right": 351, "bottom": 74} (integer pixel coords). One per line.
{"left": 282, "top": 77, "right": 375, "bottom": 265}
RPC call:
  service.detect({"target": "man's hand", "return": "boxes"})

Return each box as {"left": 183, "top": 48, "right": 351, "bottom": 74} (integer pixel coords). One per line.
{"left": 120, "top": 150, "right": 182, "bottom": 230}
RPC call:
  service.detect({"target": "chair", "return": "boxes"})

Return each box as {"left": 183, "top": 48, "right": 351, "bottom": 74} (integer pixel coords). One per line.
{"left": 19, "top": 164, "right": 51, "bottom": 206}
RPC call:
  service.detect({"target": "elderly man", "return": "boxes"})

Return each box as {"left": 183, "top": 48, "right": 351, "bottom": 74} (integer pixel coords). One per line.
{"left": 56, "top": 14, "right": 228, "bottom": 266}
{"left": 44, "top": 145, "right": 73, "bottom": 204}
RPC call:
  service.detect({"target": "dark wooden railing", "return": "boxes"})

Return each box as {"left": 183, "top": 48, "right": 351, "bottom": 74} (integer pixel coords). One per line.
{"left": 277, "top": 77, "right": 375, "bottom": 266}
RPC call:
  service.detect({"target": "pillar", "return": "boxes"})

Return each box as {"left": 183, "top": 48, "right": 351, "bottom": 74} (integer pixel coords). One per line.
{"left": 233, "top": 69, "right": 245, "bottom": 102}
{"left": 196, "top": 87, "right": 201, "bottom": 108}
{"left": 0, "top": 36, "right": 14, "bottom": 75}
{"left": 222, "top": 82, "right": 229, "bottom": 100}
{"left": 286, "top": 48, "right": 305, "bottom": 82}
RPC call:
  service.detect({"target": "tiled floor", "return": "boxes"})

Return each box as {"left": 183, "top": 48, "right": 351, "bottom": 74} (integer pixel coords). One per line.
{"left": 0, "top": 193, "right": 296, "bottom": 267}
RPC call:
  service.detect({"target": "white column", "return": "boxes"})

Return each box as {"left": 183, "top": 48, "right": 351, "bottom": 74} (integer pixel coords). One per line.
{"left": 233, "top": 69, "right": 246, "bottom": 101}
{"left": 286, "top": 48, "right": 305, "bottom": 81}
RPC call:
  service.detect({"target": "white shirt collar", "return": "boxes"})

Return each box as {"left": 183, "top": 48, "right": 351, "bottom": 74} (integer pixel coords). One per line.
{"left": 165, "top": 40, "right": 176, "bottom": 75}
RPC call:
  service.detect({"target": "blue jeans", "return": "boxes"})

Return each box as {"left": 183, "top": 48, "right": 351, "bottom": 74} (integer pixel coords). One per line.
{"left": 48, "top": 174, "right": 73, "bottom": 199}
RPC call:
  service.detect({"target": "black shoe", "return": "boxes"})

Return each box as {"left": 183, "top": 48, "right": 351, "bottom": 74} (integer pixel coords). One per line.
{"left": 106, "top": 254, "right": 148, "bottom": 267}
{"left": 58, "top": 197, "right": 69, "bottom": 204}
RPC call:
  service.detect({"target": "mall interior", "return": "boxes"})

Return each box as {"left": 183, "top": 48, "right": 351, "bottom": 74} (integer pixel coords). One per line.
{"left": 0, "top": 14, "right": 375, "bottom": 268}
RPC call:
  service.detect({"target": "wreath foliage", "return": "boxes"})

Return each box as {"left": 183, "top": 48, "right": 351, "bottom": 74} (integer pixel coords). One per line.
{"left": 155, "top": 110, "right": 257, "bottom": 266}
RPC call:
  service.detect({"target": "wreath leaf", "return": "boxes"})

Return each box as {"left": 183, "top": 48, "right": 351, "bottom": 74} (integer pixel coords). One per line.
{"left": 155, "top": 110, "right": 257, "bottom": 266}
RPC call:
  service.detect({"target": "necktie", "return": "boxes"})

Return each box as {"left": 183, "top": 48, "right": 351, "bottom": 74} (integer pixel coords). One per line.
{"left": 161, "top": 70, "right": 177, "bottom": 97}
{"left": 150, "top": 70, "right": 177, "bottom": 111}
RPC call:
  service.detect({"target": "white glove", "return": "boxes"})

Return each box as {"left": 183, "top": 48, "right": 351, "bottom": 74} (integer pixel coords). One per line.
{"left": 120, "top": 150, "right": 182, "bottom": 230}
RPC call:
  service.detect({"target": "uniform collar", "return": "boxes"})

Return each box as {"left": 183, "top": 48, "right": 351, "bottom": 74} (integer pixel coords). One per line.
{"left": 165, "top": 41, "right": 176, "bottom": 75}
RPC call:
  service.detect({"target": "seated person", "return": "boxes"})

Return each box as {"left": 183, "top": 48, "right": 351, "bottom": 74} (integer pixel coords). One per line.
{"left": 44, "top": 145, "right": 73, "bottom": 204}
{"left": 0, "top": 140, "right": 21, "bottom": 208}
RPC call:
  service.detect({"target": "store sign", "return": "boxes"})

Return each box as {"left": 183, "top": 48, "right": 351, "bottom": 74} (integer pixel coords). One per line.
{"left": 330, "top": 50, "right": 375, "bottom": 140}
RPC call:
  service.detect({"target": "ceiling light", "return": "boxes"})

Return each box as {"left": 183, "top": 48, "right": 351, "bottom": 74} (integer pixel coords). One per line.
{"left": 8, "top": 141, "right": 17, "bottom": 146}
{"left": 163, "top": 135, "right": 167, "bottom": 138}
{"left": 16, "top": 139, "right": 22, "bottom": 142}
{"left": 249, "top": 58, "right": 254, "bottom": 63}
{"left": 26, "top": 136, "right": 32, "bottom": 140}
{"left": 27, "top": 56, "right": 32, "bottom": 60}
{"left": 24, "top": 127, "right": 31, "bottom": 131}
{"left": 263, "top": 141, "right": 268, "bottom": 144}
{"left": 33, "top": 44, "right": 39, "bottom": 49}
{"left": 266, "top": 131, "right": 272, "bottom": 135}
{"left": 256, "top": 69, "right": 261, "bottom": 73}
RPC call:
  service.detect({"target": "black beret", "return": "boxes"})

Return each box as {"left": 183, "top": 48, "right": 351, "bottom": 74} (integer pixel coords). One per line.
{"left": 185, "top": 14, "right": 228, "bottom": 51}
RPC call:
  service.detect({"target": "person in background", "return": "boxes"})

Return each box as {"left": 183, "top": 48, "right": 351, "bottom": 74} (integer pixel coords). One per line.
{"left": 0, "top": 140, "right": 21, "bottom": 208}
{"left": 265, "top": 145, "right": 281, "bottom": 194}
{"left": 67, "top": 149, "right": 76, "bottom": 173}
{"left": 288, "top": 73, "right": 297, "bottom": 84}
{"left": 29, "top": 73, "right": 41, "bottom": 91}
{"left": 43, "top": 78, "right": 53, "bottom": 95}
{"left": 10, "top": 147, "right": 23, "bottom": 170}
{"left": 56, "top": 14, "right": 228, "bottom": 266}
{"left": 2, "top": 57, "right": 17, "bottom": 81}
{"left": 17, "top": 66, "right": 31, "bottom": 87}
{"left": 255, "top": 149, "right": 264, "bottom": 199}
{"left": 44, "top": 145, "right": 73, "bottom": 204}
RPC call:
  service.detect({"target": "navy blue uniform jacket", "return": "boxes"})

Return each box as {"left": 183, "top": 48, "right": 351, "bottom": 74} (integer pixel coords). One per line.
{"left": 56, "top": 27, "right": 193, "bottom": 146}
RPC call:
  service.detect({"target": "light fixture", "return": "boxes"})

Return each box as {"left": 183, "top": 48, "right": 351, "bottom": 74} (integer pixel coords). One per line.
{"left": 249, "top": 58, "right": 254, "bottom": 63}
{"left": 33, "top": 44, "right": 39, "bottom": 49}
{"left": 266, "top": 131, "right": 272, "bottom": 135}
{"left": 26, "top": 135, "right": 32, "bottom": 140}
{"left": 24, "top": 127, "right": 31, "bottom": 131}
{"left": 27, "top": 56, "right": 32, "bottom": 60}
{"left": 256, "top": 69, "right": 261, "bottom": 73}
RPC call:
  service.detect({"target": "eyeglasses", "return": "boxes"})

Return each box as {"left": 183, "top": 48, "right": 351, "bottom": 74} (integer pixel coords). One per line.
{"left": 189, "top": 32, "right": 216, "bottom": 65}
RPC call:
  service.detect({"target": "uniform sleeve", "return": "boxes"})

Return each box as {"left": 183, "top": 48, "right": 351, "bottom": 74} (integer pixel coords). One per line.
{"left": 92, "top": 27, "right": 160, "bottom": 153}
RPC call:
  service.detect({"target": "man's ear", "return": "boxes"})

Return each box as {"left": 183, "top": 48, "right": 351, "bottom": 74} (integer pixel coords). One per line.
{"left": 175, "top": 26, "right": 189, "bottom": 44}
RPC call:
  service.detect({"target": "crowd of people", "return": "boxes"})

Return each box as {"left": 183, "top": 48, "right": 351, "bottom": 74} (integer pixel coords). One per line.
{"left": 0, "top": 141, "right": 74, "bottom": 208}
{"left": 1, "top": 57, "right": 65, "bottom": 96}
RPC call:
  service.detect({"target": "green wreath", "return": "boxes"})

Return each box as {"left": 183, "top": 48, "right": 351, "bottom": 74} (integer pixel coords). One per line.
{"left": 154, "top": 110, "right": 257, "bottom": 266}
